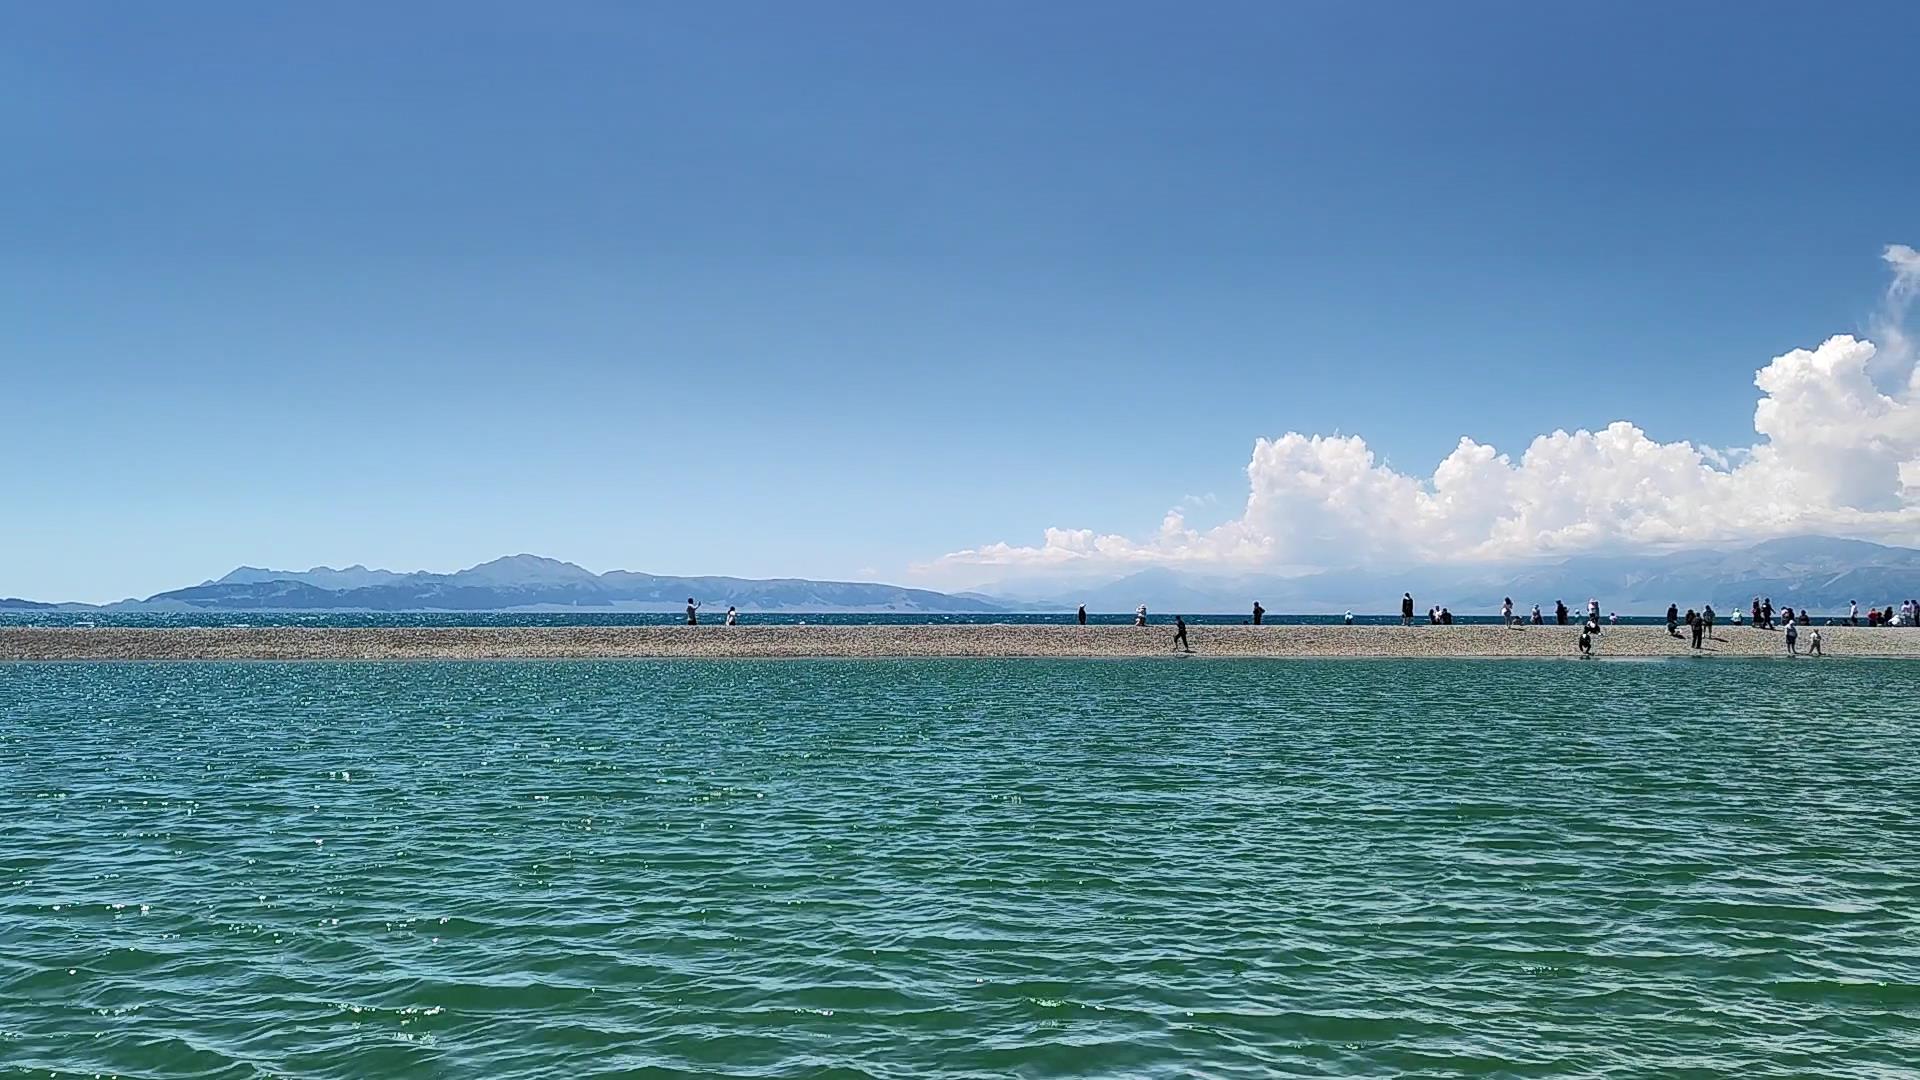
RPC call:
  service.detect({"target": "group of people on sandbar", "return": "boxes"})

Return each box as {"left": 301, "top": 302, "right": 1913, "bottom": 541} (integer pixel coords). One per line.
{"left": 682, "top": 599, "right": 738, "bottom": 626}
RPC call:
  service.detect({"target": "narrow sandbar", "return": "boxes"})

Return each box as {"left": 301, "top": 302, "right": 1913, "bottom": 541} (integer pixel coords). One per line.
{"left": 4, "top": 624, "right": 1916, "bottom": 661}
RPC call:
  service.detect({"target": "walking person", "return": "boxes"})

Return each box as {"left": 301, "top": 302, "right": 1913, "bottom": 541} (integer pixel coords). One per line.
{"left": 1809, "top": 628, "right": 1823, "bottom": 656}
{"left": 1172, "top": 615, "right": 1191, "bottom": 653}
{"left": 685, "top": 597, "right": 700, "bottom": 626}
{"left": 1402, "top": 593, "right": 1415, "bottom": 627}
{"left": 1252, "top": 601, "right": 1265, "bottom": 626}
{"left": 1850, "top": 599, "right": 1859, "bottom": 626}
{"left": 1077, "top": 604, "right": 1087, "bottom": 626}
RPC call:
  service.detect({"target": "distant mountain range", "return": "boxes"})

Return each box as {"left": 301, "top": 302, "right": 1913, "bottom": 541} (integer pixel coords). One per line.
{"left": 1, "top": 555, "right": 1010, "bottom": 613}
{"left": 5, "top": 537, "right": 1917, "bottom": 615}
{"left": 973, "top": 536, "right": 1920, "bottom": 616}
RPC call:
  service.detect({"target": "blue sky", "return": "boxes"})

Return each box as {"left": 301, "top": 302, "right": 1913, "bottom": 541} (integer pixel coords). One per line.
{"left": 4, "top": 2, "right": 1918, "bottom": 602}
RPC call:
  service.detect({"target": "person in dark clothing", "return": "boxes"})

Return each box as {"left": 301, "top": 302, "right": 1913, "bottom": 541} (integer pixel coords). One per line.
{"left": 1555, "top": 600, "right": 1569, "bottom": 626}
{"left": 1401, "top": 593, "right": 1415, "bottom": 626}
{"left": 1172, "top": 616, "right": 1191, "bottom": 653}
{"left": 1578, "top": 626, "right": 1593, "bottom": 657}
{"left": 1761, "top": 598, "right": 1773, "bottom": 629}
{"left": 685, "top": 598, "right": 700, "bottom": 626}
{"left": 1440, "top": 607, "right": 1454, "bottom": 625}
{"left": 1703, "top": 604, "right": 1716, "bottom": 638}
{"left": 1667, "top": 604, "right": 1681, "bottom": 637}
{"left": 1077, "top": 605, "right": 1087, "bottom": 626}
{"left": 1688, "top": 609, "right": 1704, "bottom": 650}
{"left": 1252, "top": 601, "right": 1265, "bottom": 626}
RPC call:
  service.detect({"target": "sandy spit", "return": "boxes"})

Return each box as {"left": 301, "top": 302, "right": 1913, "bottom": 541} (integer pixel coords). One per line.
{"left": 5, "top": 624, "right": 1919, "bottom": 661}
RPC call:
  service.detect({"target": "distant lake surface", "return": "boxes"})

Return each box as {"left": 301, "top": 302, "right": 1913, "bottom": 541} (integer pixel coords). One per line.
{"left": 1, "top": 611, "right": 1683, "bottom": 628}
{"left": 4, "top": 658, "right": 1917, "bottom": 1077}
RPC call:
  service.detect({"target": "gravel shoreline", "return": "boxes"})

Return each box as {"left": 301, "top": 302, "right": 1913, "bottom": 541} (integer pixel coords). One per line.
{"left": 6, "top": 624, "right": 1919, "bottom": 661}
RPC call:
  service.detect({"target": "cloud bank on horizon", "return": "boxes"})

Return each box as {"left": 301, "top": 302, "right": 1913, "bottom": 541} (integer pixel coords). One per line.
{"left": 930, "top": 245, "right": 1920, "bottom": 581}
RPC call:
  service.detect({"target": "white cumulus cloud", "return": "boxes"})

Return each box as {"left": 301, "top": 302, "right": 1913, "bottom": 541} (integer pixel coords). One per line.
{"left": 929, "top": 248, "right": 1920, "bottom": 579}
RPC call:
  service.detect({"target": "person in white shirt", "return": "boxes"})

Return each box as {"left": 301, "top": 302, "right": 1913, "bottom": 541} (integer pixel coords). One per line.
{"left": 725, "top": 606, "right": 738, "bottom": 626}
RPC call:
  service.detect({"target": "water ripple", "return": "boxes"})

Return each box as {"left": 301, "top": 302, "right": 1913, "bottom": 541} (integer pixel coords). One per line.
{"left": 3, "top": 658, "right": 1918, "bottom": 1077}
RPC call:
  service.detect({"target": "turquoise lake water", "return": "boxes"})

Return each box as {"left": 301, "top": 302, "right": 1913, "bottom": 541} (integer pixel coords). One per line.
{"left": 3, "top": 658, "right": 1918, "bottom": 1077}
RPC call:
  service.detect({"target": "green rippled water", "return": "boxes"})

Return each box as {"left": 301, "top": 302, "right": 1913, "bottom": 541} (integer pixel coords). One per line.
{"left": 3, "top": 659, "right": 1918, "bottom": 1077}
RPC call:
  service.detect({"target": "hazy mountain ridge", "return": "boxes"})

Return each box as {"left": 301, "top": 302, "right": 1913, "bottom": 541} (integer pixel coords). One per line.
{"left": 134, "top": 555, "right": 1006, "bottom": 613}
{"left": 982, "top": 536, "right": 1920, "bottom": 615}
{"left": 7, "top": 536, "right": 1918, "bottom": 614}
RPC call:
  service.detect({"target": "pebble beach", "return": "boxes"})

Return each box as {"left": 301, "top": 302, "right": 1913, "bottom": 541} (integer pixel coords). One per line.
{"left": 6, "top": 623, "right": 1920, "bottom": 661}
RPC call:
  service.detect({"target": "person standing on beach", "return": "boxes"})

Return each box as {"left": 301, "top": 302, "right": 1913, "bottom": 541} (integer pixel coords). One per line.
{"left": 1344, "top": 610, "right": 1355, "bottom": 625}
{"left": 1588, "top": 598, "right": 1600, "bottom": 625}
{"left": 1172, "top": 615, "right": 1191, "bottom": 653}
{"left": 1809, "top": 628, "right": 1823, "bottom": 656}
{"left": 1531, "top": 604, "right": 1544, "bottom": 625}
{"left": 1077, "top": 605, "right": 1087, "bottom": 626}
{"left": 685, "top": 598, "right": 700, "bottom": 626}
{"left": 1502, "top": 597, "right": 1515, "bottom": 628}
{"left": 1761, "top": 598, "right": 1774, "bottom": 629}
{"left": 725, "top": 606, "right": 738, "bottom": 626}
{"left": 1667, "top": 604, "right": 1680, "bottom": 637}
{"left": 1252, "top": 601, "right": 1265, "bottom": 626}
{"left": 1556, "top": 600, "right": 1568, "bottom": 626}
{"left": 1703, "top": 604, "right": 1716, "bottom": 638}
{"left": 1850, "top": 600, "right": 1859, "bottom": 626}
{"left": 1688, "top": 609, "right": 1703, "bottom": 650}
{"left": 1440, "top": 607, "right": 1454, "bottom": 625}
{"left": 1402, "top": 593, "right": 1414, "bottom": 626}
{"left": 1135, "top": 605, "right": 1148, "bottom": 627}
{"left": 1785, "top": 617, "right": 1799, "bottom": 656}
